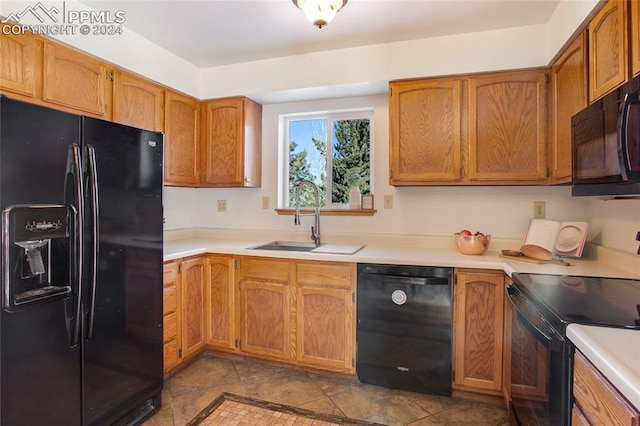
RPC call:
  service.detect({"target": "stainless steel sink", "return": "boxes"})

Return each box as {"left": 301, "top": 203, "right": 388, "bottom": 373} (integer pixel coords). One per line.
{"left": 248, "top": 241, "right": 321, "bottom": 252}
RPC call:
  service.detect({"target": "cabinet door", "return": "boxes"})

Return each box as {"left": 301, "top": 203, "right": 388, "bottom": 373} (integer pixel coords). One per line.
{"left": 240, "top": 279, "right": 291, "bottom": 360}
{"left": 468, "top": 70, "right": 547, "bottom": 182}
{"left": 202, "top": 98, "right": 243, "bottom": 186}
{"left": 181, "top": 257, "right": 206, "bottom": 358}
{"left": 389, "top": 79, "right": 463, "bottom": 184}
{"left": 588, "top": 0, "right": 629, "bottom": 102}
{"left": 164, "top": 91, "right": 200, "bottom": 186}
{"left": 163, "top": 261, "right": 181, "bottom": 373}
{"left": 296, "top": 287, "right": 354, "bottom": 372}
{"left": 0, "top": 31, "right": 41, "bottom": 99}
{"left": 550, "top": 32, "right": 588, "bottom": 183}
{"left": 42, "top": 42, "right": 110, "bottom": 118}
{"left": 113, "top": 70, "right": 164, "bottom": 132}
{"left": 202, "top": 97, "right": 262, "bottom": 187}
{"left": 453, "top": 269, "right": 504, "bottom": 394}
{"left": 632, "top": 0, "right": 640, "bottom": 77}
{"left": 206, "top": 255, "right": 236, "bottom": 351}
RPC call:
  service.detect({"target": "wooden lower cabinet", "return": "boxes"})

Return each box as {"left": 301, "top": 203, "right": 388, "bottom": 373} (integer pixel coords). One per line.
{"left": 240, "top": 279, "right": 292, "bottom": 360}
{"left": 162, "top": 261, "right": 181, "bottom": 373}
{"left": 181, "top": 257, "right": 206, "bottom": 358}
{"left": 453, "top": 268, "right": 505, "bottom": 394}
{"left": 205, "top": 255, "right": 237, "bottom": 351}
{"left": 236, "top": 256, "right": 356, "bottom": 373}
{"left": 162, "top": 256, "right": 206, "bottom": 374}
{"left": 238, "top": 256, "right": 291, "bottom": 360}
{"left": 573, "top": 350, "right": 640, "bottom": 425}
{"left": 295, "top": 261, "right": 356, "bottom": 372}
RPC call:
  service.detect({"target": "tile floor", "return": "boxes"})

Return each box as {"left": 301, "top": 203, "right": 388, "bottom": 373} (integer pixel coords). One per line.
{"left": 142, "top": 353, "right": 510, "bottom": 426}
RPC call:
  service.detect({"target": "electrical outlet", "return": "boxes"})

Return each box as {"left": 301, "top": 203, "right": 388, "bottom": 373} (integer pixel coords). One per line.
{"left": 216, "top": 200, "right": 227, "bottom": 212}
{"left": 262, "top": 196, "right": 269, "bottom": 210}
{"left": 533, "top": 201, "right": 545, "bottom": 219}
{"left": 384, "top": 195, "right": 393, "bottom": 209}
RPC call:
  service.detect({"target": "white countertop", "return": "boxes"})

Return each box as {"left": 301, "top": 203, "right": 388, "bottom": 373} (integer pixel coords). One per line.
{"left": 164, "top": 234, "right": 640, "bottom": 409}
{"left": 567, "top": 324, "right": 640, "bottom": 410}
{"left": 164, "top": 236, "right": 636, "bottom": 279}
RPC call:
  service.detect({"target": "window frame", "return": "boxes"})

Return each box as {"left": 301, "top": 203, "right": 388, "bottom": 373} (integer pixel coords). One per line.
{"left": 279, "top": 108, "right": 374, "bottom": 210}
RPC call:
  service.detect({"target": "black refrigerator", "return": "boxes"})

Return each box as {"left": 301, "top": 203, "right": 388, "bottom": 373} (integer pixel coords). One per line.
{"left": 0, "top": 96, "right": 164, "bottom": 425}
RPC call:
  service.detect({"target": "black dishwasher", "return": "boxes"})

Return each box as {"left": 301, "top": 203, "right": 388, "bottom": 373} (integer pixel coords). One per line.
{"left": 357, "top": 263, "right": 453, "bottom": 396}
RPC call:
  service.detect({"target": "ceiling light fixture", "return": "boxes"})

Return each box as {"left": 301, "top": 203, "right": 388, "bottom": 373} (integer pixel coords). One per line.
{"left": 292, "top": 0, "right": 348, "bottom": 29}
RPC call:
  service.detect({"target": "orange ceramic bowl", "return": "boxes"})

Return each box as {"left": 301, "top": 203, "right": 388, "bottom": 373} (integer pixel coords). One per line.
{"left": 454, "top": 233, "right": 491, "bottom": 255}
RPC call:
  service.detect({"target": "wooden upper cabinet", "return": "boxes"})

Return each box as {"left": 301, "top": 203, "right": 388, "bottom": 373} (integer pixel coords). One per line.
{"left": 181, "top": 257, "right": 206, "bottom": 359}
{"left": 113, "top": 70, "right": 164, "bottom": 132}
{"left": 164, "top": 90, "right": 200, "bottom": 186}
{"left": 468, "top": 70, "right": 547, "bottom": 182}
{"left": 632, "top": 0, "right": 640, "bottom": 77}
{"left": 0, "top": 32, "right": 42, "bottom": 99}
{"left": 588, "top": 0, "right": 629, "bottom": 102}
{"left": 201, "top": 97, "right": 262, "bottom": 187}
{"left": 205, "top": 255, "right": 236, "bottom": 351}
{"left": 389, "top": 78, "right": 463, "bottom": 184}
{"left": 549, "top": 32, "right": 588, "bottom": 183}
{"left": 42, "top": 42, "right": 111, "bottom": 118}
{"left": 453, "top": 269, "right": 505, "bottom": 394}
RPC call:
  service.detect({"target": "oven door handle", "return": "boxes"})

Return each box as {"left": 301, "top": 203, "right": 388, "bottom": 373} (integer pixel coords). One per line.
{"left": 506, "top": 285, "right": 563, "bottom": 352}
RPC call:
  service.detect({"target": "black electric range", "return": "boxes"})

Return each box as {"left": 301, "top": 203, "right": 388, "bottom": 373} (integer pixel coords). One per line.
{"left": 507, "top": 273, "right": 640, "bottom": 426}
{"left": 511, "top": 273, "right": 640, "bottom": 333}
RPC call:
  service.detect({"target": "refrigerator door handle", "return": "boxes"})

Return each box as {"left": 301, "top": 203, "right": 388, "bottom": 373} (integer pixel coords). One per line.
{"left": 67, "top": 144, "right": 84, "bottom": 348}
{"left": 85, "top": 145, "right": 99, "bottom": 340}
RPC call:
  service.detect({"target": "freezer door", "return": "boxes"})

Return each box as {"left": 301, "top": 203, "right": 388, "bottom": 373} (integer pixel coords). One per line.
{"left": 0, "top": 96, "right": 82, "bottom": 425}
{"left": 80, "top": 117, "right": 163, "bottom": 425}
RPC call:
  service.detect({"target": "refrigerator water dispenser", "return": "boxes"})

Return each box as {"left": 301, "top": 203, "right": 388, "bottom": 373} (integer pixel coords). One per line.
{"left": 2, "top": 204, "right": 76, "bottom": 311}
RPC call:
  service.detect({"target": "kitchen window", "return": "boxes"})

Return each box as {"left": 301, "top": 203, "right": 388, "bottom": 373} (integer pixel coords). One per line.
{"left": 279, "top": 109, "right": 373, "bottom": 212}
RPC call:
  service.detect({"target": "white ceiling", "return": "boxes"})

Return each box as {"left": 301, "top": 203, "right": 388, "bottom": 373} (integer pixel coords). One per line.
{"left": 80, "top": 0, "right": 561, "bottom": 69}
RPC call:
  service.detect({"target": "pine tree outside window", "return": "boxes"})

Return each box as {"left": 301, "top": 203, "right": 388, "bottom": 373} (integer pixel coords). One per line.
{"left": 281, "top": 109, "right": 373, "bottom": 208}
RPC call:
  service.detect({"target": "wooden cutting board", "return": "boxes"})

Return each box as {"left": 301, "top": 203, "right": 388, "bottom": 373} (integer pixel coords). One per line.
{"left": 499, "top": 253, "right": 571, "bottom": 266}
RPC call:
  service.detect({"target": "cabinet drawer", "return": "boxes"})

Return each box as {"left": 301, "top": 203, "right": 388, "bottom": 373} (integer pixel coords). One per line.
{"left": 240, "top": 257, "right": 290, "bottom": 282}
{"left": 296, "top": 261, "right": 354, "bottom": 289}
{"left": 163, "top": 311, "right": 177, "bottom": 343}
{"left": 163, "top": 338, "right": 179, "bottom": 371}
{"left": 163, "top": 263, "right": 178, "bottom": 287}
{"left": 163, "top": 285, "right": 177, "bottom": 315}
{"left": 573, "top": 350, "right": 640, "bottom": 425}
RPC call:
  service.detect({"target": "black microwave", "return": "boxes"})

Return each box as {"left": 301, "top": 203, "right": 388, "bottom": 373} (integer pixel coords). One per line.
{"left": 571, "top": 75, "right": 640, "bottom": 196}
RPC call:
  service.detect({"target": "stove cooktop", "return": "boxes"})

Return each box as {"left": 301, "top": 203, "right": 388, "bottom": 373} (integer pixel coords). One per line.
{"left": 511, "top": 273, "right": 640, "bottom": 331}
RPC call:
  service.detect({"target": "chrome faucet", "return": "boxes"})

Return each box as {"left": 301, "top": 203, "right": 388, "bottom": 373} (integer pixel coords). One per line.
{"left": 293, "top": 180, "right": 321, "bottom": 246}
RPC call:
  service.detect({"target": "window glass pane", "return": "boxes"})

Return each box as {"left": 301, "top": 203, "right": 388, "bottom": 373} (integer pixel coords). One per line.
{"left": 288, "top": 119, "right": 327, "bottom": 207}
{"left": 331, "top": 119, "right": 371, "bottom": 204}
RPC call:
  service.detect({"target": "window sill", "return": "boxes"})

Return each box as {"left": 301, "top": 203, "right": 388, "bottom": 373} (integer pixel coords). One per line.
{"left": 275, "top": 208, "right": 377, "bottom": 216}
